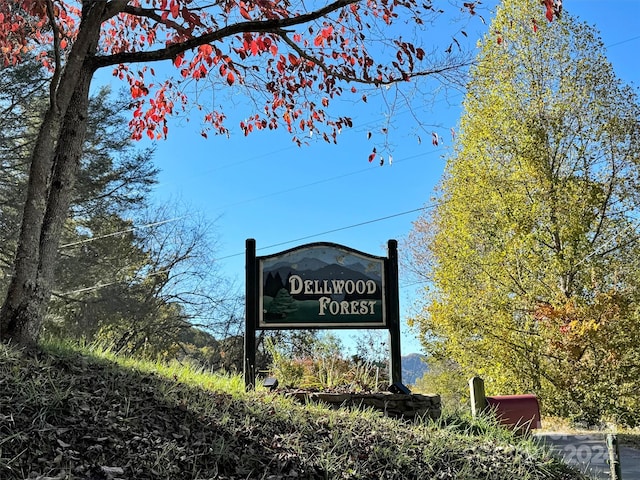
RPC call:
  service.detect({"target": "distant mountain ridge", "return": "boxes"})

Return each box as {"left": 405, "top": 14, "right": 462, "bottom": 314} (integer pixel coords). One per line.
{"left": 265, "top": 257, "right": 381, "bottom": 281}
{"left": 402, "top": 353, "right": 428, "bottom": 385}
{"left": 267, "top": 257, "right": 329, "bottom": 273}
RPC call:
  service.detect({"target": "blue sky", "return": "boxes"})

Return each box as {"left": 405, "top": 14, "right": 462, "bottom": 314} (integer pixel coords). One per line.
{"left": 103, "top": 1, "right": 640, "bottom": 355}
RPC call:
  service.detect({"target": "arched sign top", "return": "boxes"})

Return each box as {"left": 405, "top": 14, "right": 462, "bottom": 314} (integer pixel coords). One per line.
{"left": 258, "top": 242, "right": 387, "bottom": 328}
{"left": 258, "top": 241, "right": 387, "bottom": 263}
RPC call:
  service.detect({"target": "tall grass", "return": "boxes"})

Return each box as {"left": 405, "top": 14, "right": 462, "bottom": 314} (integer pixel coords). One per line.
{"left": 41, "top": 338, "right": 247, "bottom": 396}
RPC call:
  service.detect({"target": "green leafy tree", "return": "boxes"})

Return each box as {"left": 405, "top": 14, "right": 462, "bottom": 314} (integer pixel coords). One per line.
{"left": 0, "top": 60, "right": 50, "bottom": 279}
{"left": 413, "top": 358, "right": 468, "bottom": 411}
{"left": 46, "top": 214, "right": 152, "bottom": 340}
{"left": 1, "top": 59, "right": 241, "bottom": 357}
{"left": 48, "top": 204, "right": 242, "bottom": 358}
{"left": 69, "top": 87, "right": 158, "bottom": 220}
{"left": 0, "top": 58, "right": 157, "bottom": 297}
{"left": 407, "top": 0, "right": 640, "bottom": 424}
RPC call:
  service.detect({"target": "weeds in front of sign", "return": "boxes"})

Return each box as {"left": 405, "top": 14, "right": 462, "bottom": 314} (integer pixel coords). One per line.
{"left": 265, "top": 335, "right": 387, "bottom": 391}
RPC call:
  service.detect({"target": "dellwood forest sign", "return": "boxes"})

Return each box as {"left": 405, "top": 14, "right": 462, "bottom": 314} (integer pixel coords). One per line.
{"left": 260, "top": 243, "right": 386, "bottom": 327}
{"left": 244, "top": 239, "right": 402, "bottom": 388}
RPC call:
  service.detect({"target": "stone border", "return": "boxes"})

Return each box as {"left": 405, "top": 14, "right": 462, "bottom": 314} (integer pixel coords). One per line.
{"left": 286, "top": 391, "right": 441, "bottom": 420}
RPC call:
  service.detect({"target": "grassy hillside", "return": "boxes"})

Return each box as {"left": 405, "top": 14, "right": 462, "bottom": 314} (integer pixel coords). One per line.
{"left": 0, "top": 343, "right": 588, "bottom": 480}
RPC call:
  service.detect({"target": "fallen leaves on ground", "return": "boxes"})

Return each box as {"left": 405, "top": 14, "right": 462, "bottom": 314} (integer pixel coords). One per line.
{"left": 0, "top": 344, "right": 587, "bottom": 479}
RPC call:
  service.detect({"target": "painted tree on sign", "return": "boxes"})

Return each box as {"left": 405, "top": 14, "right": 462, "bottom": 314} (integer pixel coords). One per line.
{"left": 407, "top": 0, "right": 640, "bottom": 424}
{"left": 0, "top": 0, "right": 559, "bottom": 347}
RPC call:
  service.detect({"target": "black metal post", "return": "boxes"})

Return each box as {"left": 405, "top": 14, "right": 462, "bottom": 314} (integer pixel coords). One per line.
{"left": 244, "top": 238, "right": 257, "bottom": 390}
{"left": 387, "top": 239, "right": 402, "bottom": 385}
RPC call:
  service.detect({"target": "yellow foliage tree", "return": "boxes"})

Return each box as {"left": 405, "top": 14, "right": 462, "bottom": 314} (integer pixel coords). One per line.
{"left": 407, "top": 0, "right": 640, "bottom": 425}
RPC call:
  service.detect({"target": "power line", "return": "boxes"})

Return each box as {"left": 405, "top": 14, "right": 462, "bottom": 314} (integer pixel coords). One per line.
{"left": 57, "top": 203, "right": 439, "bottom": 295}
{"left": 63, "top": 31, "right": 639, "bottom": 253}
{"left": 60, "top": 216, "right": 186, "bottom": 249}
{"left": 257, "top": 206, "right": 433, "bottom": 251}
{"left": 607, "top": 35, "right": 640, "bottom": 49}
{"left": 57, "top": 143, "right": 444, "bottom": 256}
{"left": 57, "top": 268, "right": 172, "bottom": 297}
{"left": 214, "top": 148, "right": 441, "bottom": 211}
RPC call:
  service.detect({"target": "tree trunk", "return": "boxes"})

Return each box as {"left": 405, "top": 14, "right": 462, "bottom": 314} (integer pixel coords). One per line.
{"left": 0, "top": 70, "right": 93, "bottom": 347}
{"left": 0, "top": 104, "right": 61, "bottom": 347}
{"left": 0, "top": 1, "right": 105, "bottom": 347}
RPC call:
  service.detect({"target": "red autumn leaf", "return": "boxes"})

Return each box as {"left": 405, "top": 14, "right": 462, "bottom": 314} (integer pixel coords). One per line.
{"left": 368, "top": 147, "right": 377, "bottom": 162}
{"left": 170, "top": 1, "right": 179, "bottom": 18}
{"left": 199, "top": 44, "right": 213, "bottom": 56}
{"left": 226, "top": 72, "right": 234, "bottom": 85}
{"left": 545, "top": 7, "right": 553, "bottom": 22}
{"left": 463, "top": 2, "right": 476, "bottom": 15}
{"left": 543, "top": 0, "right": 554, "bottom": 22}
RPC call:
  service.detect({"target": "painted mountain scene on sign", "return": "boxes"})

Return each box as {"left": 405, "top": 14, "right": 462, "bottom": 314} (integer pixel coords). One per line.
{"left": 263, "top": 259, "right": 382, "bottom": 301}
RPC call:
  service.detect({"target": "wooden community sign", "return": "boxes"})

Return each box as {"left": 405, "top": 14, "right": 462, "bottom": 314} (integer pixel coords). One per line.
{"left": 244, "top": 239, "right": 402, "bottom": 389}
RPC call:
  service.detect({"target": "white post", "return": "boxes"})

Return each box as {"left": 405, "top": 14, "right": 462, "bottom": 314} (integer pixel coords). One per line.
{"left": 469, "top": 376, "right": 487, "bottom": 418}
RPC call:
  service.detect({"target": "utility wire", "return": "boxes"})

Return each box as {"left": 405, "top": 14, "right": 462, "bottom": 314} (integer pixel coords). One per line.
{"left": 53, "top": 32, "right": 640, "bottom": 295}
{"left": 58, "top": 203, "right": 438, "bottom": 295}
{"left": 62, "top": 34, "right": 640, "bottom": 251}
{"left": 215, "top": 148, "right": 440, "bottom": 211}
{"left": 60, "top": 216, "right": 186, "bottom": 249}
{"left": 56, "top": 145, "right": 443, "bottom": 255}
{"left": 607, "top": 35, "right": 640, "bottom": 48}
{"left": 57, "top": 268, "right": 172, "bottom": 296}
{"left": 215, "top": 205, "right": 436, "bottom": 261}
